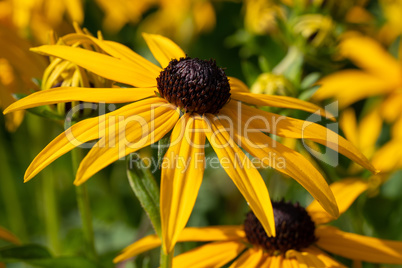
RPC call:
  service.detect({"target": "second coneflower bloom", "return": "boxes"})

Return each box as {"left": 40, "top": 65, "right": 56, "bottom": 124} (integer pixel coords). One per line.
{"left": 4, "top": 33, "right": 376, "bottom": 253}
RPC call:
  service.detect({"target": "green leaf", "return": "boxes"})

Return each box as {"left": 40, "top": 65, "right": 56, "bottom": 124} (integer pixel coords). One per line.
{"left": 0, "top": 244, "right": 51, "bottom": 262}
{"left": 29, "top": 257, "right": 99, "bottom": 268}
{"left": 127, "top": 154, "right": 161, "bottom": 238}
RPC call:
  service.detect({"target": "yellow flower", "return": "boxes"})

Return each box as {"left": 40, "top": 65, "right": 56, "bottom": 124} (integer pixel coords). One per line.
{"left": 94, "top": 0, "right": 156, "bottom": 33}
{"left": 4, "top": 33, "right": 376, "bottom": 253}
{"left": 115, "top": 179, "right": 402, "bottom": 267}
{"left": 314, "top": 33, "right": 402, "bottom": 138}
{"left": 0, "top": 23, "right": 47, "bottom": 131}
{"left": 250, "top": 73, "right": 295, "bottom": 96}
{"left": 243, "top": 0, "right": 284, "bottom": 35}
{"left": 378, "top": 0, "right": 402, "bottom": 45}
{"left": 138, "top": 0, "right": 216, "bottom": 45}
{"left": 0, "top": 0, "right": 83, "bottom": 44}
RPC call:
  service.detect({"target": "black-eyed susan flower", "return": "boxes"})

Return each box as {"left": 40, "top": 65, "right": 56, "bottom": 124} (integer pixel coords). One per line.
{"left": 314, "top": 33, "right": 402, "bottom": 133}
{"left": 115, "top": 178, "right": 402, "bottom": 267}
{"left": 4, "top": 33, "right": 376, "bottom": 253}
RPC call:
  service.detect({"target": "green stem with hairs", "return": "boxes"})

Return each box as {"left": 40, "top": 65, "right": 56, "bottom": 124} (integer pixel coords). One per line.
{"left": 71, "top": 147, "right": 97, "bottom": 260}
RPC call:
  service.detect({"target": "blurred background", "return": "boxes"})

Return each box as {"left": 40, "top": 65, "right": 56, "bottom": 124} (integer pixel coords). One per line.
{"left": 1, "top": 0, "right": 402, "bottom": 267}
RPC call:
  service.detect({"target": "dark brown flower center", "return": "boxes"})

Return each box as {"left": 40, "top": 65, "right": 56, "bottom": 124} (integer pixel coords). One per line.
{"left": 244, "top": 200, "right": 316, "bottom": 253}
{"left": 156, "top": 57, "right": 231, "bottom": 114}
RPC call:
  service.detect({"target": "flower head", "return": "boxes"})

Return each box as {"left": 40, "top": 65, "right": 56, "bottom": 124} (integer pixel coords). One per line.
{"left": 115, "top": 179, "right": 402, "bottom": 267}
{"left": 4, "top": 32, "right": 377, "bottom": 253}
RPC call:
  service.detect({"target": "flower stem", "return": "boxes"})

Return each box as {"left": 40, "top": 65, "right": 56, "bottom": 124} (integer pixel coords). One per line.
{"left": 160, "top": 248, "right": 174, "bottom": 268}
{"left": 71, "top": 147, "right": 97, "bottom": 260}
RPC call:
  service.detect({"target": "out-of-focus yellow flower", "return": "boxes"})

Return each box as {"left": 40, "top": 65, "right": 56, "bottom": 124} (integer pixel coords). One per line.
{"left": 293, "top": 14, "right": 335, "bottom": 48}
{"left": 244, "top": 0, "right": 284, "bottom": 35}
{"left": 115, "top": 179, "right": 402, "bottom": 267}
{"left": 0, "top": 24, "right": 46, "bottom": 131}
{"left": 251, "top": 73, "right": 294, "bottom": 96}
{"left": 138, "top": 0, "right": 216, "bottom": 45}
{"left": 314, "top": 33, "right": 402, "bottom": 138}
{"left": 0, "top": 0, "right": 83, "bottom": 44}
{"left": 94, "top": 0, "right": 157, "bottom": 33}
{"left": 378, "top": 0, "right": 402, "bottom": 45}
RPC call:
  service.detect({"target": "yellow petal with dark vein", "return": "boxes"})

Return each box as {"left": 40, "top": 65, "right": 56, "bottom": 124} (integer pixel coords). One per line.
{"left": 205, "top": 115, "right": 275, "bottom": 237}
{"left": 74, "top": 104, "right": 179, "bottom": 185}
{"left": 31, "top": 45, "right": 156, "bottom": 87}
{"left": 316, "top": 226, "right": 402, "bottom": 264}
{"left": 229, "top": 247, "right": 264, "bottom": 267}
{"left": 24, "top": 98, "right": 163, "bottom": 182}
{"left": 302, "top": 246, "right": 347, "bottom": 268}
{"left": 307, "top": 178, "right": 368, "bottom": 225}
{"left": 229, "top": 77, "right": 250, "bottom": 93}
{"left": 160, "top": 115, "right": 206, "bottom": 253}
{"left": 286, "top": 250, "right": 325, "bottom": 267}
{"left": 232, "top": 91, "right": 335, "bottom": 120}
{"left": 142, "top": 33, "right": 186, "bottom": 68}
{"left": 220, "top": 107, "right": 339, "bottom": 218}
{"left": 4, "top": 87, "right": 156, "bottom": 114}
{"left": 173, "top": 241, "right": 246, "bottom": 268}
{"left": 227, "top": 101, "right": 378, "bottom": 173}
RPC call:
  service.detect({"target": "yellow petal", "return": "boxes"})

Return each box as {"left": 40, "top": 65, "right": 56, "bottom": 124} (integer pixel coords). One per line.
{"left": 316, "top": 225, "right": 402, "bottom": 264}
{"left": 340, "top": 35, "right": 402, "bottom": 84}
{"left": 142, "top": 33, "right": 186, "bottom": 68}
{"left": 220, "top": 106, "right": 339, "bottom": 219}
{"left": 3, "top": 87, "right": 157, "bottom": 114}
{"left": 205, "top": 114, "right": 275, "bottom": 237}
{"left": 173, "top": 241, "right": 246, "bottom": 268}
{"left": 358, "top": 108, "right": 382, "bottom": 157}
{"left": 371, "top": 139, "right": 402, "bottom": 173}
{"left": 161, "top": 115, "right": 206, "bottom": 253}
{"left": 263, "top": 255, "right": 284, "bottom": 267}
{"left": 113, "top": 234, "right": 160, "bottom": 263}
{"left": 303, "top": 246, "right": 347, "bottom": 268}
{"left": 75, "top": 103, "right": 179, "bottom": 185}
{"left": 114, "top": 225, "right": 244, "bottom": 263}
{"left": 0, "top": 227, "right": 20, "bottom": 245}
{"left": 314, "top": 70, "right": 396, "bottom": 108}
{"left": 23, "top": 98, "right": 162, "bottom": 182}
{"left": 307, "top": 178, "right": 368, "bottom": 225}
{"left": 61, "top": 33, "right": 161, "bottom": 76}
{"left": 229, "top": 77, "right": 250, "bottom": 93}
{"left": 381, "top": 91, "right": 402, "bottom": 123}
{"left": 229, "top": 247, "right": 264, "bottom": 267}
{"left": 286, "top": 249, "right": 326, "bottom": 267}
{"left": 339, "top": 108, "right": 358, "bottom": 148}
{"left": 226, "top": 101, "right": 378, "bottom": 174}
{"left": 31, "top": 45, "right": 157, "bottom": 87}
{"left": 231, "top": 91, "right": 335, "bottom": 120}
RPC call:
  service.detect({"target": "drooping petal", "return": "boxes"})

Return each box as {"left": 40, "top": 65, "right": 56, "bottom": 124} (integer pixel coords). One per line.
{"left": 371, "top": 139, "right": 402, "bottom": 173}
{"left": 174, "top": 241, "right": 246, "bottom": 268}
{"left": 229, "top": 247, "right": 264, "bottom": 267}
{"left": 340, "top": 35, "right": 402, "bottom": 84}
{"left": 0, "top": 227, "right": 20, "bottom": 245}
{"left": 113, "top": 235, "right": 161, "bottom": 263}
{"left": 204, "top": 114, "right": 275, "bottom": 237}
{"left": 160, "top": 115, "right": 206, "bottom": 254}
{"left": 286, "top": 249, "right": 326, "bottom": 267}
{"left": 74, "top": 103, "right": 179, "bottom": 185}
{"left": 142, "top": 33, "right": 186, "bottom": 68}
{"left": 303, "top": 246, "right": 347, "bottom": 268}
{"left": 61, "top": 33, "right": 162, "bottom": 76}
{"left": 226, "top": 101, "right": 378, "bottom": 173}
{"left": 231, "top": 91, "right": 335, "bottom": 120}
{"left": 220, "top": 107, "right": 339, "bottom": 219}
{"left": 31, "top": 45, "right": 157, "bottom": 87}
{"left": 114, "top": 225, "right": 245, "bottom": 263}
{"left": 3, "top": 87, "right": 157, "bottom": 114}
{"left": 24, "top": 98, "right": 164, "bottom": 182}
{"left": 307, "top": 178, "right": 368, "bottom": 225}
{"left": 316, "top": 226, "right": 402, "bottom": 264}
{"left": 313, "top": 70, "right": 396, "bottom": 108}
